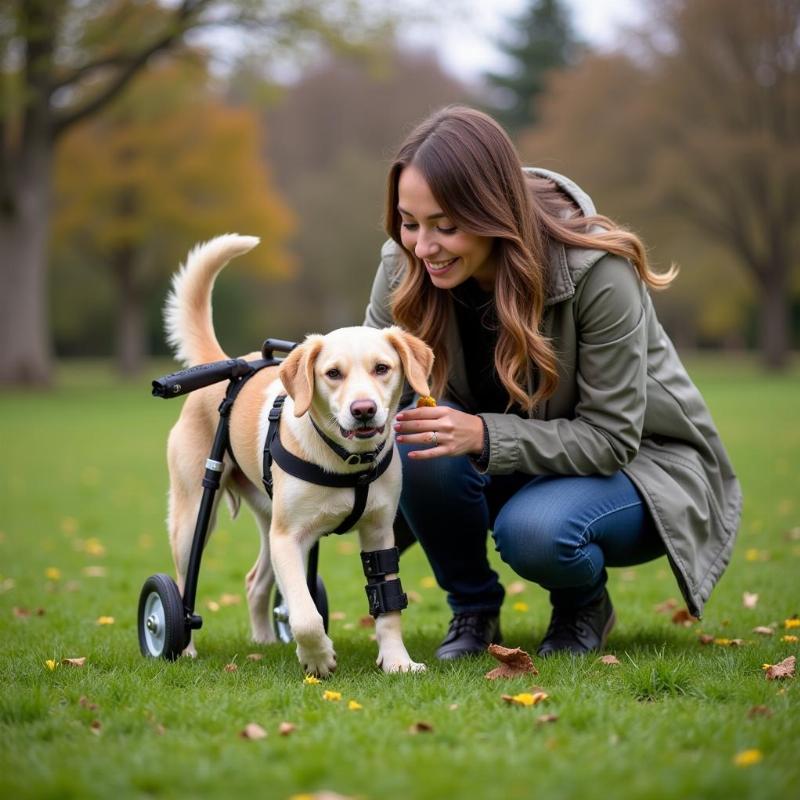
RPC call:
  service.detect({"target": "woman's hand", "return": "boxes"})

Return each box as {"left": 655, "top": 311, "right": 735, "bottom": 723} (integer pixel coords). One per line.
{"left": 393, "top": 406, "right": 485, "bottom": 460}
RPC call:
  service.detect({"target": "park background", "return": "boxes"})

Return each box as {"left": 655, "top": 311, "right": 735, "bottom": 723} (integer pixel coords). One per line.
{"left": 1, "top": 1, "right": 798, "bottom": 799}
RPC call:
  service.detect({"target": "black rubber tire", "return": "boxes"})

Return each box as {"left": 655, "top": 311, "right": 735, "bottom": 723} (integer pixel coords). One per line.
{"left": 272, "top": 575, "right": 329, "bottom": 643}
{"left": 138, "top": 573, "right": 188, "bottom": 660}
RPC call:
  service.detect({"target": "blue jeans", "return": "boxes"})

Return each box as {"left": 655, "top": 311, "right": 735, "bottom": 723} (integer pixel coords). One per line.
{"left": 398, "top": 435, "right": 665, "bottom": 612}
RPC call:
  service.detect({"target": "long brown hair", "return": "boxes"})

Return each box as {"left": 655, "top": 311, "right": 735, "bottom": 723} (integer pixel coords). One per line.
{"left": 386, "top": 105, "right": 675, "bottom": 413}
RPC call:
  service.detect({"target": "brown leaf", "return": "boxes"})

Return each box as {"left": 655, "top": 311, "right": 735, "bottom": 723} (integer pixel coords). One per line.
{"left": 485, "top": 643, "right": 539, "bottom": 680}
{"left": 240, "top": 723, "right": 268, "bottom": 740}
{"left": 765, "top": 655, "right": 795, "bottom": 680}
{"left": 747, "top": 705, "right": 773, "bottom": 719}
{"left": 224, "top": 663, "right": 238, "bottom": 672}
{"left": 698, "top": 634, "right": 715, "bottom": 645}
{"left": 35, "top": 608, "right": 46, "bottom": 616}
{"left": 246, "top": 653, "right": 264, "bottom": 661}
{"left": 330, "top": 611, "right": 347, "bottom": 621}
{"left": 89, "top": 720, "right": 102, "bottom": 735}
{"left": 507, "top": 581, "right": 527, "bottom": 596}
{"left": 752, "top": 626, "right": 775, "bottom": 636}
{"left": 79, "top": 696, "right": 98, "bottom": 711}
{"left": 62, "top": 657, "right": 86, "bottom": 667}
{"left": 671, "top": 608, "right": 698, "bottom": 626}
{"left": 358, "top": 615, "right": 375, "bottom": 628}
{"left": 12, "top": 607, "right": 30, "bottom": 618}
{"left": 598, "top": 654, "right": 620, "bottom": 665}
{"left": 536, "top": 714, "right": 559, "bottom": 725}
{"left": 278, "top": 721, "right": 296, "bottom": 736}
{"left": 408, "top": 721, "right": 434, "bottom": 734}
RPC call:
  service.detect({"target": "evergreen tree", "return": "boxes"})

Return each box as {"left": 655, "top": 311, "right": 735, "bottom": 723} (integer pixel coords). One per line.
{"left": 485, "top": 0, "right": 581, "bottom": 134}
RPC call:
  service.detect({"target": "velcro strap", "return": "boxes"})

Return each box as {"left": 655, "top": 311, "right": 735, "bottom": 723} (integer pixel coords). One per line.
{"left": 365, "top": 578, "right": 408, "bottom": 618}
{"left": 360, "top": 547, "right": 400, "bottom": 581}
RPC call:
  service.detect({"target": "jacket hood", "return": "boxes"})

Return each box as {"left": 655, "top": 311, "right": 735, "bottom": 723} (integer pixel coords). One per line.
{"left": 525, "top": 167, "right": 609, "bottom": 307}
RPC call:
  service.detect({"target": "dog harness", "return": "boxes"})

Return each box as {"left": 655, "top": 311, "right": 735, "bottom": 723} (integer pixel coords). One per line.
{"left": 262, "top": 393, "right": 408, "bottom": 617}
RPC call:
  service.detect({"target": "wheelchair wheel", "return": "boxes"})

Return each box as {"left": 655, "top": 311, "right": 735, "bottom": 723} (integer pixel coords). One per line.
{"left": 272, "top": 576, "right": 329, "bottom": 644}
{"left": 138, "top": 574, "right": 188, "bottom": 660}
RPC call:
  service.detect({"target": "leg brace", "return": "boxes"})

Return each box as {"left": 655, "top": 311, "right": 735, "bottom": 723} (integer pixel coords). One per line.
{"left": 361, "top": 547, "right": 408, "bottom": 618}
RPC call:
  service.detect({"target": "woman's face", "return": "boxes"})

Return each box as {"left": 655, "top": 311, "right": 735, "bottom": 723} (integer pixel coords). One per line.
{"left": 397, "top": 165, "right": 495, "bottom": 291}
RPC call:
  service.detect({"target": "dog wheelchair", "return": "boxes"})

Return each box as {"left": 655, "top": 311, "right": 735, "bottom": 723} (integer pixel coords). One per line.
{"left": 137, "top": 339, "right": 329, "bottom": 659}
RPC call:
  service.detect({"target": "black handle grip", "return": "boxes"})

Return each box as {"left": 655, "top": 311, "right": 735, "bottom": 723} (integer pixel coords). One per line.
{"left": 262, "top": 338, "right": 298, "bottom": 359}
{"left": 152, "top": 359, "right": 253, "bottom": 398}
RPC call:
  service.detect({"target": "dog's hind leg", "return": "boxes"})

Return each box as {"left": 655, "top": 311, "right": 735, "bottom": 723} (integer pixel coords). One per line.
{"left": 242, "top": 487, "right": 276, "bottom": 645}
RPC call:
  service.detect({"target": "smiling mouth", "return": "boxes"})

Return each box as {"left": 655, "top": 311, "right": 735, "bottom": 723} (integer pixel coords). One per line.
{"left": 339, "top": 424, "right": 386, "bottom": 440}
{"left": 425, "top": 257, "right": 458, "bottom": 273}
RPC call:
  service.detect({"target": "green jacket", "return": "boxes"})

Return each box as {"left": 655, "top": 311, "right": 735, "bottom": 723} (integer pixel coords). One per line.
{"left": 364, "top": 168, "right": 742, "bottom": 617}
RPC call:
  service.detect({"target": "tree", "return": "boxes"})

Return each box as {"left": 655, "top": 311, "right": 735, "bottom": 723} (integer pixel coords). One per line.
{"left": 485, "top": 0, "right": 581, "bottom": 134}
{"left": 52, "top": 55, "right": 293, "bottom": 375}
{"left": 0, "top": 0, "right": 395, "bottom": 386}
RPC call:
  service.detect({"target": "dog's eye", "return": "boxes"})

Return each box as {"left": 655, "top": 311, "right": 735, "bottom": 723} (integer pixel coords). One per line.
{"left": 325, "top": 368, "right": 342, "bottom": 380}
{"left": 374, "top": 363, "right": 390, "bottom": 376}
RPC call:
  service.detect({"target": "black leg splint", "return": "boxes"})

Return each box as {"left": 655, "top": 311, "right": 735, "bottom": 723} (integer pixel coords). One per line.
{"left": 361, "top": 547, "right": 408, "bottom": 618}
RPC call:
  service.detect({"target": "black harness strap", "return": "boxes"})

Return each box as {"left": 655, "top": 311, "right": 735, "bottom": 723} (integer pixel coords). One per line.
{"left": 262, "top": 395, "right": 394, "bottom": 535}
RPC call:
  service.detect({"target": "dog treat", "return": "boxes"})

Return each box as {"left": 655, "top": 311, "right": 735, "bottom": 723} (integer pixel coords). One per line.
{"left": 416, "top": 395, "right": 437, "bottom": 408}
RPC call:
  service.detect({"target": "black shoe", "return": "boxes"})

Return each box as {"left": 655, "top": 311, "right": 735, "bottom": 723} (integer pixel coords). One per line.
{"left": 435, "top": 611, "right": 502, "bottom": 661}
{"left": 536, "top": 589, "right": 616, "bottom": 658}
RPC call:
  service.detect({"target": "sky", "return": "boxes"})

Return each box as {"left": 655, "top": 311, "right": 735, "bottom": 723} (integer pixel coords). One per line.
{"left": 399, "top": 0, "right": 645, "bottom": 83}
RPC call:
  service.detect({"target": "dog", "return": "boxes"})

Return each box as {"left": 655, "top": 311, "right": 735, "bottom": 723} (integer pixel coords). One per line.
{"left": 163, "top": 234, "right": 433, "bottom": 677}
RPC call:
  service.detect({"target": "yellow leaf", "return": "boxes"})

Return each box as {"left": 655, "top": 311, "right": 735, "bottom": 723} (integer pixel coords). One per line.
{"left": 84, "top": 538, "right": 106, "bottom": 557}
{"left": 780, "top": 635, "right": 798, "bottom": 643}
{"left": 420, "top": 576, "right": 437, "bottom": 589}
{"left": 205, "top": 600, "right": 220, "bottom": 612}
{"left": 512, "top": 602, "right": 529, "bottom": 612}
{"left": 45, "top": 567, "right": 61, "bottom": 581}
{"left": 96, "top": 616, "right": 115, "bottom": 625}
{"left": 82, "top": 566, "right": 107, "bottom": 577}
{"left": 784, "top": 618, "right": 800, "bottom": 629}
{"left": 45, "top": 659, "right": 58, "bottom": 670}
{"left": 733, "top": 749, "right": 763, "bottom": 767}
{"left": 303, "top": 675, "right": 321, "bottom": 685}
{"left": 322, "top": 690, "right": 341, "bottom": 702}
{"left": 502, "top": 692, "right": 548, "bottom": 707}
{"left": 347, "top": 700, "right": 363, "bottom": 711}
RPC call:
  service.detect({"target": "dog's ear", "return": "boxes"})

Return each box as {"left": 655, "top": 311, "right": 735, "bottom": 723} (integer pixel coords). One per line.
{"left": 384, "top": 326, "right": 434, "bottom": 397}
{"left": 279, "top": 335, "right": 324, "bottom": 417}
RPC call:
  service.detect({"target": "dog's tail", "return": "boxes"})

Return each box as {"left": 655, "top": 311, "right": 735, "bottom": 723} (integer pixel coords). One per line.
{"left": 164, "top": 234, "right": 260, "bottom": 366}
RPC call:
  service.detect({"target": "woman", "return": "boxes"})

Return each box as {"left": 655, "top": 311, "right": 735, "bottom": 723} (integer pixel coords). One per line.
{"left": 364, "top": 106, "right": 742, "bottom": 660}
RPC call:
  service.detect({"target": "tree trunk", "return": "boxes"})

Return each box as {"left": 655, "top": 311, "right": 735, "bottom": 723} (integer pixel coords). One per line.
{"left": 759, "top": 266, "right": 790, "bottom": 371}
{"left": 0, "top": 144, "right": 53, "bottom": 387}
{"left": 114, "top": 249, "right": 146, "bottom": 376}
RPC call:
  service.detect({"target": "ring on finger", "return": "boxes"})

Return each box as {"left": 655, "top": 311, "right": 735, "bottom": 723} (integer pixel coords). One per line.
{"left": 429, "top": 431, "right": 438, "bottom": 447}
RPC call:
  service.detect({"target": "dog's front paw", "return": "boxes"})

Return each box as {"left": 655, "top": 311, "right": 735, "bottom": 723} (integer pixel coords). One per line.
{"left": 295, "top": 634, "right": 337, "bottom": 678}
{"left": 377, "top": 651, "right": 427, "bottom": 673}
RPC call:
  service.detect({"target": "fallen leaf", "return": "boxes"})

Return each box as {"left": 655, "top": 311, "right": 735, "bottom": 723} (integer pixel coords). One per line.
{"left": 240, "top": 723, "right": 267, "bottom": 740}
{"left": 60, "top": 517, "right": 79, "bottom": 535}
{"left": 13, "top": 607, "right": 30, "bottom": 618}
{"left": 330, "top": 611, "right": 347, "bottom": 621}
{"left": 223, "top": 663, "right": 237, "bottom": 673}
{"left": 406, "top": 590, "right": 423, "bottom": 603}
{"left": 278, "top": 722, "right": 296, "bottom": 736}
{"left": 698, "top": 634, "right": 715, "bottom": 645}
{"left": 62, "top": 657, "right": 86, "bottom": 667}
{"left": 713, "top": 638, "right": 745, "bottom": 647}
{"left": 79, "top": 696, "right": 99, "bottom": 711}
{"left": 82, "top": 566, "right": 106, "bottom": 577}
{"left": 764, "top": 655, "right": 795, "bottom": 680}
{"left": 733, "top": 749, "right": 762, "bottom": 767}
{"left": 671, "top": 608, "right": 698, "bottom": 626}
{"left": 322, "top": 690, "right": 341, "bottom": 702}
{"left": 781, "top": 635, "right": 798, "bottom": 643}
{"left": 289, "top": 793, "right": 356, "bottom": 800}
{"left": 501, "top": 692, "right": 548, "bottom": 707}
{"left": 420, "top": 576, "right": 437, "bottom": 589}
{"left": 205, "top": 600, "right": 220, "bottom": 612}
{"left": 83, "top": 539, "right": 106, "bottom": 557}
{"left": 747, "top": 705, "right": 773, "bottom": 719}
{"left": 485, "top": 644, "right": 539, "bottom": 680}
{"left": 408, "top": 721, "right": 434, "bottom": 734}
{"left": 45, "top": 567, "right": 61, "bottom": 581}
{"left": 752, "top": 626, "right": 775, "bottom": 636}
{"left": 512, "top": 602, "right": 529, "bottom": 612}
{"left": 654, "top": 598, "right": 679, "bottom": 614}
{"left": 449, "top": 704, "right": 459, "bottom": 710}
{"left": 219, "top": 593, "right": 241, "bottom": 606}
{"left": 347, "top": 700, "right": 363, "bottom": 711}
{"left": 335, "top": 540, "right": 355, "bottom": 555}
{"left": 358, "top": 615, "right": 375, "bottom": 628}
{"left": 742, "top": 592, "right": 759, "bottom": 609}
{"left": 45, "top": 660, "right": 58, "bottom": 671}
{"left": 598, "top": 654, "right": 620, "bottom": 665}
{"left": 303, "top": 675, "right": 321, "bottom": 685}
{"left": 536, "top": 714, "right": 559, "bottom": 725}
{"left": 507, "top": 581, "right": 527, "bottom": 596}
{"left": 89, "top": 720, "right": 102, "bottom": 735}
{"left": 246, "top": 653, "right": 264, "bottom": 661}
{"left": 96, "top": 616, "right": 114, "bottom": 625}
{"left": 784, "top": 617, "right": 800, "bottom": 630}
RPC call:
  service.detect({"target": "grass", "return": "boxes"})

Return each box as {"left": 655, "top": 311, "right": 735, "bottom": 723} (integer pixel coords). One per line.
{"left": 1, "top": 354, "right": 798, "bottom": 800}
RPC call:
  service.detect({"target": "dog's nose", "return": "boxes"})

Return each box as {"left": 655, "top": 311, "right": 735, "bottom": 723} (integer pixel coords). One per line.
{"left": 350, "top": 399, "right": 377, "bottom": 422}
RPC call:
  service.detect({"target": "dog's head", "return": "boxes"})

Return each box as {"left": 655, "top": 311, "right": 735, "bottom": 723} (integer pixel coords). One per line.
{"left": 279, "top": 326, "right": 433, "bottom": 445}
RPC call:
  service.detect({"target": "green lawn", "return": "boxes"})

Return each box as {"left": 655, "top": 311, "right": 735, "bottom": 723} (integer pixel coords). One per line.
{"left": 1, "top": 355, "right": 798, "bottom": 800}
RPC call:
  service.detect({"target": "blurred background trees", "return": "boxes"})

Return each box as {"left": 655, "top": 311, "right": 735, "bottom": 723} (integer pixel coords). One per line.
{"left": 0, "top": 0, "right": 797, "bottom": 386}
